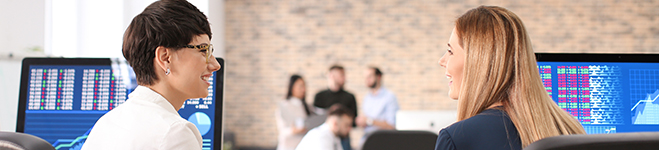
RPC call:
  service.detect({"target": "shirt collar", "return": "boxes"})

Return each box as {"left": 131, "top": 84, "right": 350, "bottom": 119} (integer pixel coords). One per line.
{"left": 128, "top": 86, "right": 179, "bottom": 115}
{"left": 369, "top": 86, "right": 386, "bottom": 97}
{"left": 329, "top": 88, "right": 345, "bottom": 94}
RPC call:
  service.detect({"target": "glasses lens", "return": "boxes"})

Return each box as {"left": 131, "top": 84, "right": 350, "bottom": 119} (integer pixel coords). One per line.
{"left": 206, "top": 45, "right": 213, "bottom": 63}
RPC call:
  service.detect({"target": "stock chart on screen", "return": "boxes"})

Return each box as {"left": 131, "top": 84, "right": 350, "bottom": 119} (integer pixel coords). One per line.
{"left": 536, "top": 53, "right": 658, "bottom": 134}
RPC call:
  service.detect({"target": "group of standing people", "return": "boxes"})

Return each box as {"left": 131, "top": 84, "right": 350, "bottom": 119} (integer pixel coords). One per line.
{"left": 276, "top": 65, "right": 399, "bottom": 150}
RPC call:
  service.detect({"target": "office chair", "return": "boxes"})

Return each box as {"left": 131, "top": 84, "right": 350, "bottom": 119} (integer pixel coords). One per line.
{"left": 0, "top": 131, "right": 55, "bottom": 150}
{"left": 523, "top": 132, "right": 659, "bottom": 150}
{"left": 362, "top": 130, "right": 438, "bottom": 150}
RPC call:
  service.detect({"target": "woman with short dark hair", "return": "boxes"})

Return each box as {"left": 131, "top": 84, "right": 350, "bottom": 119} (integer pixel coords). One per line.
{"left": 82, "top": 0, "right": 221, "bottom": 149}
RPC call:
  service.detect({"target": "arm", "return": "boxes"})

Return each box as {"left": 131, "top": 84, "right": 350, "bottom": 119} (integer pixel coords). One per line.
{"left": 377, "top": 96, "right": 399, "bottom": 129}
{"left": 357, "top": 95, "right": 398, "bottom": 129}
{"left": 276, "top": 103, "right": 307, "bottom": 135}
{"left": 350, "top": 95, "right": 358, "bottom": 127}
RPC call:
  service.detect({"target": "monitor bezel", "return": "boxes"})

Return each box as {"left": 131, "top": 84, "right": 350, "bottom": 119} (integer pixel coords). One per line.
{"left": 535, "top": 53, "right": 659, "bottom": 63}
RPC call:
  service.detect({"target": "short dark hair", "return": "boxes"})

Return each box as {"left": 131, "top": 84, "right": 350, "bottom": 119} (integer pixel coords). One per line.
{"left": 329, "top": 65, "right": 344, "bottom": 72}
{"left": 327, "top": 104, "right": 355, "bottom": 118}
{"left": 369, "top": 66, "right": 383, "bottom": 77}
{"left": 123, "top": 0, "right": 212, "bottom": 85}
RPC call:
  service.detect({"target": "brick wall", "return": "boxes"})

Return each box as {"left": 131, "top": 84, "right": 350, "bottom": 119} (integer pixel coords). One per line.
{"left": 224, "top": 0, "right": 658, "bottom": 148}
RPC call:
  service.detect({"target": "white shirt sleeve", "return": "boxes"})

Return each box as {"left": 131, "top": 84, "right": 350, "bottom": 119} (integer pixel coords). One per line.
{"left": 159, "top": 121, "right": 203, "bottom": 150}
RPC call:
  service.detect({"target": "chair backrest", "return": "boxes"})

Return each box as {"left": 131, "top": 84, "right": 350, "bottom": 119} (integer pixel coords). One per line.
{"left": 523, "top": 132, "right": 659, "bottom": 150}
{"left": 0, "top": 131, "right": 55, "bottom": 150}
{"left": 362, "top": 130, "right": 438, "bottom": 150}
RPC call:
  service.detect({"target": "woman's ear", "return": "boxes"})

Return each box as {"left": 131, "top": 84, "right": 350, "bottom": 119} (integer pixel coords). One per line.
{"left": 154, "top": 46, "right": 171, "bottom": 74}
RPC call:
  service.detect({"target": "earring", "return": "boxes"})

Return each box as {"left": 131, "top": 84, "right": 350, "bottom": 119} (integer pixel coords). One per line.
{"left": 165, "top": 68, "right": 171, "bottom": 75}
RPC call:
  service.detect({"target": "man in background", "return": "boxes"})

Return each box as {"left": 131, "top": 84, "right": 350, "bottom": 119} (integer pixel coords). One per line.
{"left": 313, "top": 65, "right": 357, "bottom": 150}
{"left": 295, "top": 104, "right": 354, "bottom": 150}
{"left": 356, "top": 67, "right": 399, "bottom": 143}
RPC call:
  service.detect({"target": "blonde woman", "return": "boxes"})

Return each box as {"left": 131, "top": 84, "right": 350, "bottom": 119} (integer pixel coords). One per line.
{"left": 435, "top": 6, "right": 585, "bottom": 150}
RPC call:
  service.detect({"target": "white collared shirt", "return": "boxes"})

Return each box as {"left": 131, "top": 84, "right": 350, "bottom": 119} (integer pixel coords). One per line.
{"left": 295, "top": 123, "right": 343, "bottom": 150}
{"left": 82, "top": 86, "right": 203, "bottom": 150}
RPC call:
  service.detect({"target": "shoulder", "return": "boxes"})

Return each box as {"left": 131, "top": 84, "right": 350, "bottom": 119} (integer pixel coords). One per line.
{"left": 299, "top": 125, "right": 334, "bottom": 146}
{"left": 382, "top": 88, "right": 398, "bottom": 102}
{"left": 445, "top": 109, "right": 512, "bottom": 135}
{"left": 159, "top": 121, "right": 203, "bottom": 149}
{"left": 435, "top": 129, "right": 457, "bottom": 150}
{"left": 314, "top": 90, "right": 329, "bottom": 97}
{"left": 277, "top": 99, "right": 290, "bottom": 106}
{"left": 442, "top": 109, "right": 521, "bottom": 150}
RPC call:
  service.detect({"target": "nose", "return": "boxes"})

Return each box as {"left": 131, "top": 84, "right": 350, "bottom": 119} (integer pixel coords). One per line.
{"left": 208, "top": 57, "right": 221, "bottom": 72}
{"left": 438, "top": 52, "right": 448, "bottom": 68}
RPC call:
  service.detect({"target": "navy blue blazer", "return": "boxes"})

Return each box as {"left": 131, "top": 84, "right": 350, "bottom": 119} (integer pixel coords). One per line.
{"left": 435, "top": 108, "right": 522, "bottom": 150}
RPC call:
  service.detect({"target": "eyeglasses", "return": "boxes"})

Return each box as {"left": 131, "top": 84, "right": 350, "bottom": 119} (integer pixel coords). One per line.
{"left": 180, "top": 44, "right": 214, "bottom": 63}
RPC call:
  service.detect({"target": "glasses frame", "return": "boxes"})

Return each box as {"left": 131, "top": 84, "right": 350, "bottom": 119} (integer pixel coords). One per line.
{"left": 180, "top": 44, "right": 214, "bottom": 63}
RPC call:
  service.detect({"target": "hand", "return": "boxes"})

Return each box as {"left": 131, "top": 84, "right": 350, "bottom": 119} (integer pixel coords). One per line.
{"left": 291, "top": 126, "right": 307, "bottom": 134}
{"left": 356, "top": 116, "right": 368, "bottom": 127}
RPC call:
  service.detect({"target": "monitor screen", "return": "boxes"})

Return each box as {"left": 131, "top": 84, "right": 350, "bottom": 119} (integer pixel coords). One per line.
{"left": 535, "top": 53, "right": 659, "bottom": 134}
{"left": 16, "top": 58, "right": 224, "bottom": 150}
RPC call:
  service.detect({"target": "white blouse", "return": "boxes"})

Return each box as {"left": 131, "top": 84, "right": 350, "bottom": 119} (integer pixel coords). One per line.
{"left": 82, "top": 86, "right": 203, "bottom": 150}
{"left": 276, "top": 97, "right": 310, "bottom": 150}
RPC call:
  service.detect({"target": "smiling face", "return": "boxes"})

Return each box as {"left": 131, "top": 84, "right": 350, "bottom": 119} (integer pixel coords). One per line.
{"left": 168, "top": 34, "right": 222, "bottom": 99}
{"left": 438, "top": 28, "right": 465, "bottom": 100}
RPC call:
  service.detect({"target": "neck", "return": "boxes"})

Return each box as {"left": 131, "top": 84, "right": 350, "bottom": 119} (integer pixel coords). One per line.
{"left": 145, "top": 83, "right": 186, "bottom": 111}
{"left": 487, "top": 102, "right": 504, "bottom": 109}
{"left": 329, "top": 86, "right": 341, "bottom": 92}
{"left": 370, "top": 84, "right": 381, "bottom": 94}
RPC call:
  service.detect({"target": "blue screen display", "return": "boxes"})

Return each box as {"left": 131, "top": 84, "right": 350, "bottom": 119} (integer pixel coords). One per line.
{"left": 22, "top": 64, "right": 219, "bottom": 150}
{"left": 537, "top": 62, "right": 658, "bottom": 134}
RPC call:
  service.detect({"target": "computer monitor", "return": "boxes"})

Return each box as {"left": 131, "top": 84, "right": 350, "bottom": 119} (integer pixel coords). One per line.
{"left": 15, "top": 57, "right": 224, "bottom": 150}
{"left": 535, "top": 53, "right": 659, "bottom": 134}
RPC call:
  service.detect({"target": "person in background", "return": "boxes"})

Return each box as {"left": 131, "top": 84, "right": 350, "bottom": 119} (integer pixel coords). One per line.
{"left": 435, "top": 6, "right": 585, "bottom": 150}
{"left": 313, "top": 65, "right": 357, "bottom": 150}
{"left": 276, "top": 75, "right": 314, "bottom": 150}
{"left": 356, "top": 66, "right": 398, "bottom": 142}
{"left": 295, "top": 104, "right": 354, "bottom": 150}
{"left": 82, "top": 0, "right": 221, "bottom": 149}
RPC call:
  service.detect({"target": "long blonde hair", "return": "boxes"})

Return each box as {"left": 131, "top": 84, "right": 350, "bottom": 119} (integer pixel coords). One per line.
{"left": 454, "top": 6, "right": 586, "bottom": 147}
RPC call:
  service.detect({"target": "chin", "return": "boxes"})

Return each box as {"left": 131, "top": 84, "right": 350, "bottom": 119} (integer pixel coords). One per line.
{"left": 448, "top": 92, "right": 459, "bottom": 100}
{"left": 195, "top": 92, "right": 209, "bottom": 99}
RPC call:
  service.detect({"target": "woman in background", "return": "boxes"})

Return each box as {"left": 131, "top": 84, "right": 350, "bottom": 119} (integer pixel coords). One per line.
{"left": 276, "top": 75, "right": 314, "bottom": 150}
{"left": 435, "top": 6, "right": 585, "bottom": 150}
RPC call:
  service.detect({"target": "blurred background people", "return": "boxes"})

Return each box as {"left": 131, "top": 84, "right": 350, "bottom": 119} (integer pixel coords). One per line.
{"left": 356, "top": 66, "right": 398, "bottom": 143}
{"left": 295, "top": 104, "right": 354, "bottom": 150}
{"left": 313, "top": 65, "right": 357, "bottom": 150}
{"left": 276, "top": 75, "right": 314, "bottom": 150}
{"left": 435, "top": 6, "right": 586, "bottom": 150}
